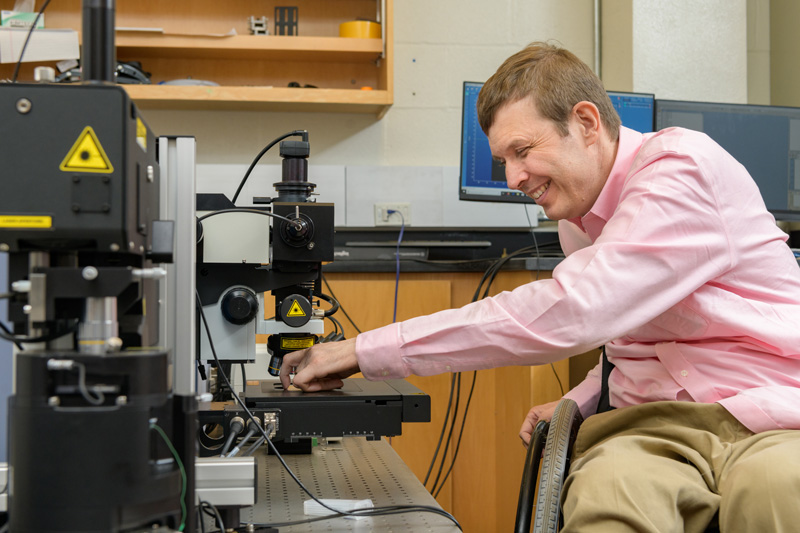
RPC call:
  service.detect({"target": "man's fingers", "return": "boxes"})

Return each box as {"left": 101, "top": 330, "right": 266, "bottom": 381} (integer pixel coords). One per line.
{"left": 294, "top": 377, "right": 344, "bottom": 393}
{"left": 279, "top": 349, "right": 308, "bottom": 390}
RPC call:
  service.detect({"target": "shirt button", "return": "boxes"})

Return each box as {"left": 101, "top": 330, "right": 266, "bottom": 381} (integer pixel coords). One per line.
{"left": 680, "top": 370, "right": 688, "bottom": 377}
{"left": 382, "top": 370, "right": 388, "bottom": 376}
{"left": 446, "top": 365, "right": 451, "bottom": 371}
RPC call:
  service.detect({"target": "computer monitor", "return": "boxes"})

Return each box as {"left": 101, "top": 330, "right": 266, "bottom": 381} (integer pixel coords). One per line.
{"left": 459, "top": 82, "right": 655, "bottom": 203}
{"left": 655, "top": 99, "right": 800, "bottom": 221}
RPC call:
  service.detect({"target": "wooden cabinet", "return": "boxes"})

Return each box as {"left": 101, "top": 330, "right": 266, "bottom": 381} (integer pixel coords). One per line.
{"left": 319, "top": 270, "right": 572, "bottom": 533}
{"left": 1, "top": 0, "right": 393, "bottom": 116}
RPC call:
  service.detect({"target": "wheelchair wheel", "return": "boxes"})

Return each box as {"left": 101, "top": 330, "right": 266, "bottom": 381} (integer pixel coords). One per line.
{"left": 533, "top": 398, "right": 583, "bottom": 533}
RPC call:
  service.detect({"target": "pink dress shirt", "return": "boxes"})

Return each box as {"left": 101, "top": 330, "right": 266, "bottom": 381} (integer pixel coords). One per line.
{"left": 356, "top": 126, "right": 800, "bottom": 433}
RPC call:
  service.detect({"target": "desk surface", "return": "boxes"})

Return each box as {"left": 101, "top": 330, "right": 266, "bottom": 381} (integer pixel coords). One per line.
{"left": 241, "top": 437, "right": 461, "bottom": 532}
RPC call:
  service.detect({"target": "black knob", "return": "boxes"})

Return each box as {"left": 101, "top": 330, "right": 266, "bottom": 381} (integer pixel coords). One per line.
{"left": 221, "top": 288, "right": 259, "bottom": 325}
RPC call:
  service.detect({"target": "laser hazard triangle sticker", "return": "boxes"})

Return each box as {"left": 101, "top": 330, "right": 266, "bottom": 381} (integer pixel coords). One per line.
{"left": 286, "top": 299, "right": 307, "bottom": 317}
{"left": 59, "top": 126, "right": 114, "bottom": 173}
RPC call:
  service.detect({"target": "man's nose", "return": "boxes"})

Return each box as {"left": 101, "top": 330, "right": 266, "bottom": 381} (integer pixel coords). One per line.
{"left": 505, "top": 162, "right": 527, "bottom": 190}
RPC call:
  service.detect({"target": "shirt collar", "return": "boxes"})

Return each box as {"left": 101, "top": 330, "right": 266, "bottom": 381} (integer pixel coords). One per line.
{"left": 566, "top": 126, "right": 644, "bottom": 237}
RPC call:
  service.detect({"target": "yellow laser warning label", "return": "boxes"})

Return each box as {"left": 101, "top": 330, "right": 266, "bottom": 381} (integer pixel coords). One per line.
{"left": 136, "top": 117, "right": 147, "bottom": 151}
{"left": 286, "top": 300, "right": 307, "bottom": 317}
{"left": 0, "top": 215, "right": 52, "bottom": 229}
{"left": 59, "top": 126, "right": 114, "bottom": 173}
{"left": 281, "top": 337, "right": 315, "bottom": 350}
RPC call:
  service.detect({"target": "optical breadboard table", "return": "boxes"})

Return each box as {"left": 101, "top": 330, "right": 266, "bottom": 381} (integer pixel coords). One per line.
{"left": 241, "top": 437, "right": 461, "bottom": 532}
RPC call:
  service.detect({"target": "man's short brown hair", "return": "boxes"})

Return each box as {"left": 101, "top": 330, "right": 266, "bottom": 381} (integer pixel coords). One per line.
{"left": 477, "top": 42, "right": 621, "bottom": 140}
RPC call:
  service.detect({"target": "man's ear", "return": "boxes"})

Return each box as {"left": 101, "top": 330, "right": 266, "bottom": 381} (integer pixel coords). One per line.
{"left": 571, "top": 101, "right": 601, "bottom": 146}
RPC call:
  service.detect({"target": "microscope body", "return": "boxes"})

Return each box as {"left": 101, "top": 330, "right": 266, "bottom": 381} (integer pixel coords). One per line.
{"left": 0, "top": 82, "right": 190, "bottom": 532}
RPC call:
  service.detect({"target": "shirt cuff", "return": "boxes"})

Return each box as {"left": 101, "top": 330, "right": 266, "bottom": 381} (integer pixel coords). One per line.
{"left": 355, "top": 322, "right": 410, "bottom": 380}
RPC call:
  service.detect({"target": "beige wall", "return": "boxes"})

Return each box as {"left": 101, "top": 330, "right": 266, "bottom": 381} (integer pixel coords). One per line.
{"left": 748, "top": 0, "right": 771, "bottom": 104}
{"left": 770, "top": 0, "right": 800, "bottom": 106}
{"left": 142, "top": 1, "right": 778, "bottom": 228}
{"left": 143, "top": 1, "right": 768, "bottom": 171}
{"left": 143, "top": 1, "right": 595, "bottom": 169}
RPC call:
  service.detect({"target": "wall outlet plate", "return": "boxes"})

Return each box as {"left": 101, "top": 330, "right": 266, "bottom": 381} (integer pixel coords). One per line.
{"left": 374, "top": 203, "right": 411, "bottom": 226}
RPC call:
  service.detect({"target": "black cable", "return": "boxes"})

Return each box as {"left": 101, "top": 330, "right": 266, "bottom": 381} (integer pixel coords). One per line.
{"left": 425, "top": 244, "right": 542, "bottom": 498}
{"left": 219, "top": 417, "right": 244, "bottom": 457}
{"left": 314, "top": 291, "right": 340, "bottom": 317}
{"left": 240, "top": 363, "right": 247, "bottom": 395}
{"left": 0, "top": 320, "right": 79, "bottom": 346}
{"left": 433, "top": 370, "right": 477, "bottom": 498}
{"left": 199, "top": 500, "right": 225, "bottom": 532}
{"left": 231, "top": 130, "right": 307, "bottom": 205}
{"left": 327, "top": 315, "right": 341, "bottom": 336}
{"left": 197, "top": 504, "right": 206, "bottom": 533}
{"left": 423, "top": 372, "right": 456, "bottom": 487}
{"left": 10, "top": 0, "right": 51, "bottom": 83}
{"left": 242, "top": 423, "right": 272, "bottom": 457}
{"left": 321, "top": 274, "right": 362, "bottom": 334}
{"left": 0, "top": 321, "right": 24, "bottom": 350}
{"left": 481, "top": 246, "right": 539, "bottom": 299}
{"left": 429, "top": 372, "right": 461, "bottom": 493}
{"left": 523, "top": 208, "right": 564, "bottom": 396}
{"left": 524, "top": 206, "right": 542, "bottom": 282}
{"left": 196, "top": 291, "right": 460, "bottom": 530}
{"left": 197, "top": 208, "right": 295, "bottom": 225}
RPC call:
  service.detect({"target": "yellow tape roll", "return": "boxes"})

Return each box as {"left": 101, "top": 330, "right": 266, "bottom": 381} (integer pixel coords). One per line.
{"left": 339, "top": 20, "right": 381, "bottom": 39}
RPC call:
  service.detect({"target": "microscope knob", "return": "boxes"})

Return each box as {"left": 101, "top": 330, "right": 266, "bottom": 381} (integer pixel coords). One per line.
{"left": 221, "top": 288, "right": 259, "bottom": 325}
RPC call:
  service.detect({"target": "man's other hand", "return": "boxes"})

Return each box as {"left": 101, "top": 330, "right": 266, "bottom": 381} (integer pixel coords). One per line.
{"left": 519, "top": 400, "right": 561, "bottom": 448}
{"left": 279, "top": 337, "right": 360, "bottom": 392}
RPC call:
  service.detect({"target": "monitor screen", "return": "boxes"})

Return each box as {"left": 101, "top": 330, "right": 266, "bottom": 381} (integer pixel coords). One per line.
{"left": 655, "top": 99, "right": 800, "bottom": 221}
{"left": 459, "top": 82, "right": 655, "bottom": 203}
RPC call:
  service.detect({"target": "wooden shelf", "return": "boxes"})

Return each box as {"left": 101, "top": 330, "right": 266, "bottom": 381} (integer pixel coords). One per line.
{"left": 123, "top": 85, "right": 393, "bottom": 116}
{"left": 116, "top": 34, "right": 384, "bottom": 62}
{"left": 0, "top": 0, "right": 393, "bottom": 116}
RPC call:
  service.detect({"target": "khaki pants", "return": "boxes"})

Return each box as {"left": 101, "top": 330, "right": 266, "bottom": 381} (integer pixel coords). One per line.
{"left": 561, "top": 401, "right": 800, "bottom": 533}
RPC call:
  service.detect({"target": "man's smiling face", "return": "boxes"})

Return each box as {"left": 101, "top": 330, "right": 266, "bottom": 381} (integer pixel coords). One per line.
{"left": 487, "top": 98, "right": 605, "bottom": 221}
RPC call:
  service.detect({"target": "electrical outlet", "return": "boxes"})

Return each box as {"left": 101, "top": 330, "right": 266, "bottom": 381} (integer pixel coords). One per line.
{"left": 374, "top": 203, "right": 411, "bottom": 226}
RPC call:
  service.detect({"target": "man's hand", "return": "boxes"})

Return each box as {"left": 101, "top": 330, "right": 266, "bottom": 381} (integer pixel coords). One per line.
{"left": 279, "top": 337, "right": 360, "bottom": 392}
{"left": 519, "top": 400, "right": 561, "bottom": 448}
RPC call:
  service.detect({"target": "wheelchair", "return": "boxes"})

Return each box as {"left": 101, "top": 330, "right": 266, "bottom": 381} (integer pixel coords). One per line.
{"left": 513, "top": 398, "right": 723, "bottom": 533}
{"left": 514, "top": 398, "right": 582, "bottom": 533}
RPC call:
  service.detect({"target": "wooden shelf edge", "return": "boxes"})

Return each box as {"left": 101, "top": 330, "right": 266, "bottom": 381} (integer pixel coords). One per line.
{"left": 124, "top": 85, "right": 393, "bottom": 115}
{"left": 116, "top": 33, "right": 383, "bottom": 55}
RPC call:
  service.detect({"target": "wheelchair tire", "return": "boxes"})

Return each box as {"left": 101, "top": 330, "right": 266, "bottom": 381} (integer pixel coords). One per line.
{"left": 533, "top": 398, "right": 583, "bottom": 533}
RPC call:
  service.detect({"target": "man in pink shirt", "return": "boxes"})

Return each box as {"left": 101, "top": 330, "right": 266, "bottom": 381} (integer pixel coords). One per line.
{"left": 281, "top": 42, "right": 800, "bottom": 531}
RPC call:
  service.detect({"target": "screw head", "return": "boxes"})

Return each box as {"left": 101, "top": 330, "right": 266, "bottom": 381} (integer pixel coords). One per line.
{"left": 48, "top": 396, "right": 60, "bottom": 407}
{"left": 0, "top": 243, "right": 9, "bottom": 252}
{"left": 16, "top": 98, "right": 32, "bottom": 114}
{"left": 82, "top": 266, "right": 99, "bottom": 280}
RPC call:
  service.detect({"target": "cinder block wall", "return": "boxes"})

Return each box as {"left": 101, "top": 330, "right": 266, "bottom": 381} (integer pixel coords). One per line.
{"left": 145, "top": 0, "right": 752, "bottom": 228}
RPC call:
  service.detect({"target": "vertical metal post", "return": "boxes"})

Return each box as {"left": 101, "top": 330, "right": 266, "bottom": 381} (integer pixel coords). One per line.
{"left": 594, "top": 0, "right": 602, "bottom": 78}
{"left": 82, "top": 0, "right": 116, "bottom": 83}
{"left": 158, "top": 136, "right": 197, "bottom": 397}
